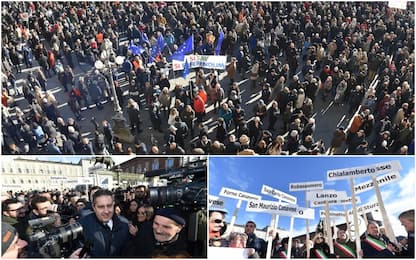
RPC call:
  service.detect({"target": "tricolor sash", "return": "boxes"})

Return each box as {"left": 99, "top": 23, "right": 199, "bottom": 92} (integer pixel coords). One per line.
{"left": 334, "top": 242, "right": 356, "bottom": 258}
{"left": 314, "top": 249, "right": 328, "bottom": 259}
{"left": 279, "top": 250, "right": 288, "bottom": 258}
{"left": 364, "top": 236, "right": 387, "bottom": 251}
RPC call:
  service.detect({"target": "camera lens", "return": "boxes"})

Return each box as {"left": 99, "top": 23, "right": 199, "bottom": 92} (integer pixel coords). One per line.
{"left": 56, "top": 222, "right": 83, "bottom": 243}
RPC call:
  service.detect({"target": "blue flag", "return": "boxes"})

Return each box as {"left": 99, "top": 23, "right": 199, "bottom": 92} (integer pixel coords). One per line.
{"left": 128, "top": 41, "right": 144, "bottom": 55}
{"left": 183, "top": 58, "right": 190, "bottom": 79}
{"left": 215, "top": 29, "right": 225, "bottom": 55}
{"left": 170, "top": 35, "right": 194, "bottom": 61}
{"left": 149, "top": 33, "right": 166, "bottom": 63}
{"left": 141, "top": 32, "right": 150, "bottom": 46}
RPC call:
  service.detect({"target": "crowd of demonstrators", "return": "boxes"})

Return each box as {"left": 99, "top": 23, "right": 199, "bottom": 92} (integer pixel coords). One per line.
{"left": 208, "top": 207, "right": 414, "bottom": 259}
{"left": 1, "top": 184, "right": 206, "bottom": 258}
{"left": 1, "top": 2, "right": 415, "bottom": 155}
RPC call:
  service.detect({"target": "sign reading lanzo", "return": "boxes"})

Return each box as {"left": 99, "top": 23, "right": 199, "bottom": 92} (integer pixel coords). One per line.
{"left": 327, "top": 161, "right": 402, "bottom": 181}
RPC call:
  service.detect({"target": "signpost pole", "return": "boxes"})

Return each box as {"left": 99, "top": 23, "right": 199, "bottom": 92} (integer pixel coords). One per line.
{"left": 349, "top": 177, "right": 362, "bottom": 258}
{"left": 229, "top": 199, "right": 242, "bottom": 232}
{"left": 266, "top": 214, "right": 277, "bottom": 259}
{"left": 325, "top": 202, "right": 334, "bottom": 254}
{"left": 305, "top": 190, "right": 310, "bottom": 258}
{"left": 344, "top": 205, "right": 352, "bottom": 239}
{"left": 371, "top": 175, "right": 396, "bottom": 243}
{"left": 287, "top": 217, "right": 295, "bottom": 259}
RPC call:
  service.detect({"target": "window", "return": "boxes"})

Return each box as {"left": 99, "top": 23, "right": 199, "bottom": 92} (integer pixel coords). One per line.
{"left": 35, "top": 180, "right": 39, "bottom": 184}
{"left": 20, "top": 179, "right": 24, "bottom": 184}
{"left": 25, "top": 169, "right": 29, "bottom": 173}
{"left": 18, "top": 168, "right": 22, "bottom": 173}
{"left": 28, "top": 179, "right": 31, "bottom": 184}
{"left": 152, "top": 159, "right": 159, "bottom": 170}
{"left": 12, "top": 179, "right": 16, "bottom": 184}
{"left": 145, "top": 162, "right": 150, "bottom": 172}
{"left": 166, "top": 159, "right": 174, "bottom": 169}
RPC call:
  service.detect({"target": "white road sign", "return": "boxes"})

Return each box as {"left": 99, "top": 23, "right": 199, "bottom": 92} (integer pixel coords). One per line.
{"left": 307, "top": 190, "right": 348, "bottom": 202}
{"left": 219, "top": 187, "right": 261, "bottom": 201}
{"left": 246, "top": 200, "right": 315, "bottom": 219}
{"left": 320, "top": 210, "right": 345, "bottom": 218}
{"left": 209, "top": 195, "right": 225, "bottom": 209}
{"left": 354, "top": 172, "right": 401, "bottom": 194}
{"left": 327, "top": 161, "right": 402, "bottom": 181}
{"left": 261, "top": 184, "right": 297, "bottom": 204}
{"left": 310, "top": 196, "right": 361, "bottom": 207}
{"left": 348, "top": 202, "right": 380, "bottom": 215}
{"left": 289, "top": 181, "right": 324, "bottom": 191}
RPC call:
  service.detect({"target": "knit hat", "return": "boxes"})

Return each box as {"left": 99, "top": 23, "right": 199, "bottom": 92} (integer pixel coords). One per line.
{"left": 156, "top": 208, "right": 186, "bottom": 226}
{"left": 2, "top": 223, "right": 17, "bottom": 256}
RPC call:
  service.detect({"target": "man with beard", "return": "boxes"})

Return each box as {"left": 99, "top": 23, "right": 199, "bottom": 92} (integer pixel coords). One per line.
{"left": 2, "top": 199, "right": 27, "bottom": 241}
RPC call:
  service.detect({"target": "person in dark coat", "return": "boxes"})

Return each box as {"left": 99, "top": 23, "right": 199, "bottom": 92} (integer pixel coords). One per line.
{"left": 78, "top": 189, "right": 130, "bottom": 257}
{"left": 127, "top": 98, "right": 142, "bottom": 134}
{"left": 361, "top": 222, "right": 396, "bottom": 258}
{"left": 310, "top": 233, "right": 331, "bottom": 258}
{"left": 125, "top": 208, "right": 189, "bottom": 258}
{"left": 398, "top": 209, "right": 414, "bottom": 258}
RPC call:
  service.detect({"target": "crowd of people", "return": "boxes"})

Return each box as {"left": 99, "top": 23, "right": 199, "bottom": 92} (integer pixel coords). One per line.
{"left": 208, "top": 208, "right": 414, "bottom": 258}
{"left": 2, "top": 2, "right": 414, "bottom": 155}
{"left": 1, "top": 185, "right": 206, "bottom": 258}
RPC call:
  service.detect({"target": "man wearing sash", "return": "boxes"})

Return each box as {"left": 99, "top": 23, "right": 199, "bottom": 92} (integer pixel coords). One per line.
{"left": 274, "top": 237, "right": 294, "bottom": 258}
{"left": 361, "top": 221, "right": 396, "bottom": 257}
{"left": 334, "top": 229, "right": 356, "bottom": 258}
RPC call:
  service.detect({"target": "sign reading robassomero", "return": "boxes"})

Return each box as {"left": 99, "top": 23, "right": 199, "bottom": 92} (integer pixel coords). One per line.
{"left": 327, "top": 161, "right": 402, "bottom": 181}
{"left": 354, "top": 172, "right": 401, "bottom": 194}
{"left": 261, "top": 184, "right": 297, "bottom": 204}
{"left": 173, "top": 55, "right": 227, "bottom": 71}
{"left": 289, "top": 181, "right": 324, "bottom": 191}
{"left": 219, "top": 187, "right": 261, "bottom": 201}
{"left": 246, "top": 199, "right": 315, "bottom": 219}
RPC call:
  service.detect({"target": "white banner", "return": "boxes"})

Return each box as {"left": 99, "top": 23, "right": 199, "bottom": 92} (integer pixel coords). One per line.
{"left": 261, "top": 184, "right": 297, "bottom": 204}
{"left": 219, "top": 187, "right": 261, "bottom": 201}
{"left": 354, "top": 172, "right": 401, "bottom": 194}
{"left": 348, "top": 202, "right": 380, "bottom": 215}
{"left": 289, "top": 181, "right": 324, "bottom": 191}
{"left": 307, "top": 190, "right": 347, "bottom": 202}
{"left": 388, "top": 0, "right": 407, "bottom": 9}
{"left": 172, "top": 55, "right": 227, "bottom": 71}
{"left": 209, "top": 195, "right": 225, "bottom": 209}
{"left": 319, "top": 210, "right": 345, "bottom": 218}
{"left": 88, "top": 164, "right": 105, "bottom": 173}
{"left": 49, "top": 176, "right": 68, "bottom": 180}
{"left": 77, "top": 177, "right": 94, "bottom": 185}
{"left": 327, "top": 161, "right": 402, "bottom": 181}
{"left": 246, "top": 200, "right": 315, "bottom": 219}
{"left": 310, "top": 196, "right": 361, "bottom": 207}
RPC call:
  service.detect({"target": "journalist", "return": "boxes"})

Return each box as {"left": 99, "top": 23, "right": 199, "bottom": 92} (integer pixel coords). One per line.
{"left": 78, "top": 189, "right": 130, "bottom": 257}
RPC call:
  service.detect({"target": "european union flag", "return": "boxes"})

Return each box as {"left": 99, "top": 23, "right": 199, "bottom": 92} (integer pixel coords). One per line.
{"left": 215, "top": 29, "right": 224, "bottom": 55}
{"left": 128, "top": 41, "right": 144, "bottom": 55}
{"left": 183, "top": 58, "right": 190, "bottom": 79}
{"left": 170, "top": 35, "right": 194, "bottom": 61}
{"left": 141, "top": 32, "right": 150, "bottom": 46}
{"left": 149, "top": 34, "right": 166, "bottom": 63}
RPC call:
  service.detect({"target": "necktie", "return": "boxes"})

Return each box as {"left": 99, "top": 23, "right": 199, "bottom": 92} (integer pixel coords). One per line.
{"left": 104, "top": 222, "right": 111, "bottom": 231}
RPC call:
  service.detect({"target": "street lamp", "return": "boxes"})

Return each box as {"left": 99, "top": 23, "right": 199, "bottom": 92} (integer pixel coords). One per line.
{"left": 114, "top": 165, "right": 122, "bottom": 187}
{"left": 94, "top": 39, "right": 134, "bottom": 144}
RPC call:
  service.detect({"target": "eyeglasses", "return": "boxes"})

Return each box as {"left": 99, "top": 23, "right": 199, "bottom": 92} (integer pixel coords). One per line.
{"left": 212, "top": 219, "right": 223, "bottom": 224}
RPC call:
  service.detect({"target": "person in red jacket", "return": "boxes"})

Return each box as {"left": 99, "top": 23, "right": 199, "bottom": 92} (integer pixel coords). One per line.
{"left": 193, "top": 94, "right": 205, "bottom": 123}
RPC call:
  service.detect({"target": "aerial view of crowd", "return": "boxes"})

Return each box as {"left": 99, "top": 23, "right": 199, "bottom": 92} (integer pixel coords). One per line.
{"left": 1, "top": 2, "right": 414, "bottom": 155}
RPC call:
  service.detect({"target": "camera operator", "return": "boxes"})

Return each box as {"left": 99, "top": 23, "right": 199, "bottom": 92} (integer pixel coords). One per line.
{"left": 125, "top": 207, "right": 189, "bottom": 257}
{"left": 2, "top": 198, "right": 28, "bottom": 241}
{"left": 77, "top": 189, "right": 131, "bottom": 257}
{"left": 2, "top": 222, "right": 28, "bottom": 259}
{"left": 134, "top": 185, "right": 150, "bottom": 205}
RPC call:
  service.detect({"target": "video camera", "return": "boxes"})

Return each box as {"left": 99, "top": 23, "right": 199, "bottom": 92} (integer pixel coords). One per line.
{"left": 147, "top": 160, "right": 207, "bottom": 212}
{"left": 28, "top": 216, "right": 83, "bottom": 258}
